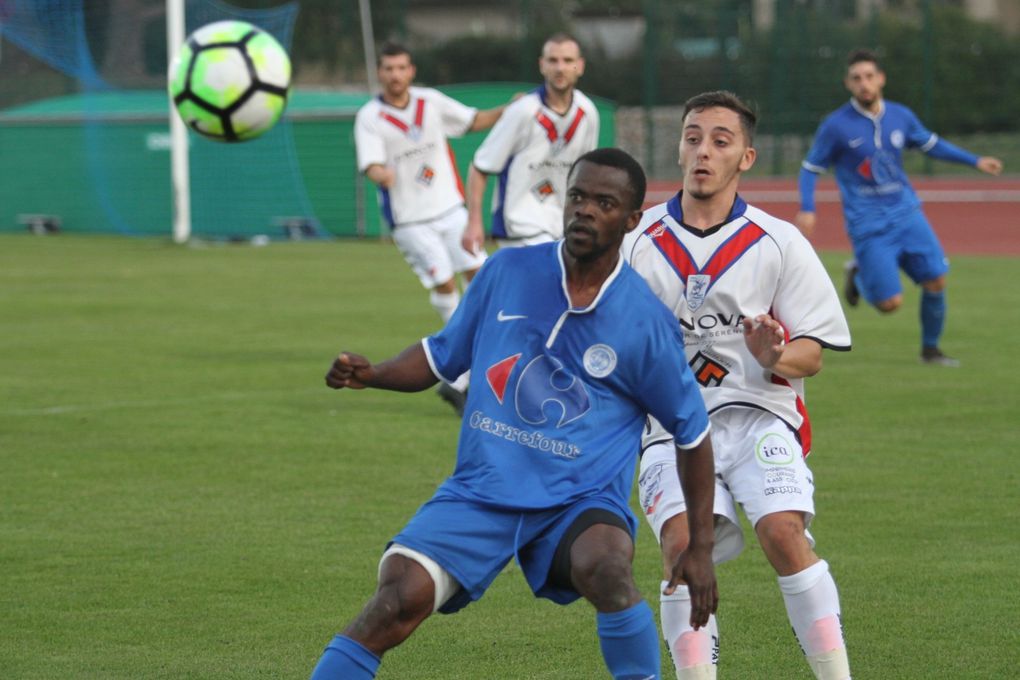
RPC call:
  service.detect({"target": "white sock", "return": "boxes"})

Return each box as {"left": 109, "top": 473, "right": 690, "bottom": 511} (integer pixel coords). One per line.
{"left": 429, "top": 289, "right": 460, "bottom": 323}
{"left": 660, "top": 581, "right": 718, "bottom": 679}
{"left": 777, "top": 560, "right": 850, "bottom": 680}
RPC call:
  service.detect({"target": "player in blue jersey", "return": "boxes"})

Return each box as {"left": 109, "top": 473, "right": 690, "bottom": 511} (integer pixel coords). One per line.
{"left": 795, "top": 48, "right": 1002, "bottom": 366}
{"left": 310, "top": 148, "right": 717, "bottom": 680}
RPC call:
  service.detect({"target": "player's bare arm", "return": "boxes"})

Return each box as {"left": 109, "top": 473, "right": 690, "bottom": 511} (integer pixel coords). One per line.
{"left": 462, "top": 164, "right": 489, "bottom": 253}
{"left": 469, "top": 105, "right": 507, "bottom": 132}
{"left": 665, "top": 437, "right": 718, "bottom": 629}
{"left": 743, "top": 315, "right": 823, "bottom": 378}
{"left": 325, "top": 343, "right": 438, "bottom": 392}
{"left": 793, "top": 211, "right": 816, "bottom": 238}
{"left": 364, "top": 163, "right": 396, "bottom": 189}
{"left": 977, "top": 156, "right": 1004, "bottom": 175}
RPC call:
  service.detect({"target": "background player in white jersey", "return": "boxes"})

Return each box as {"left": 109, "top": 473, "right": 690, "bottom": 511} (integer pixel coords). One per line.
{"left": 354, "top": 42, "right": 505, "bottom": 412}
{"left": 310, "top": 149, "right": 718, "bottom": 680}
{"left": 623, "top": 92, "right": 853, "bottom": 680}
{"left": 461, "top": 33, "right": 600, "bottom": 251}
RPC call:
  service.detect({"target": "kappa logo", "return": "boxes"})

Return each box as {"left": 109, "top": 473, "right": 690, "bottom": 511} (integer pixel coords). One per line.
{"left": 647, "top": 223, "right": 666, "bottom": 239}
{"left": 416, "top": 164, "right": 435, "bottom": 186}
{"left": 531, "top": 179, "right": 556, "bottom": 202}
{"left": 485, "top": 353, "right": 591, "bottom": 427}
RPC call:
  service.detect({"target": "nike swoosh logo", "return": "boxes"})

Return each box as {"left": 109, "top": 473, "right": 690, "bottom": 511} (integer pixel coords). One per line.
{"left": 497, "top": 310, "right": 527, "bottom": 322}
{"left": 849, "top": 137, "right": 864, "bottom": 148}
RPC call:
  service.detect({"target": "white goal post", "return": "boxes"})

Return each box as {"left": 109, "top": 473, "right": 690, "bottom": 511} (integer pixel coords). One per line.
{"left": 167, "top": 0, "right": 191, "bottom": 243}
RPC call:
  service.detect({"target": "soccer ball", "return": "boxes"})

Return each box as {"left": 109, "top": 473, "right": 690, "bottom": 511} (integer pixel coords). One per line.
{"left": 168, "top": 20, "right": 291, "bottom": 142}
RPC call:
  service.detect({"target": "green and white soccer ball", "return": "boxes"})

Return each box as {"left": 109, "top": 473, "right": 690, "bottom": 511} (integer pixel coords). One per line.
{"left": 169, "top": 20, "right": 291, "bottom": 142}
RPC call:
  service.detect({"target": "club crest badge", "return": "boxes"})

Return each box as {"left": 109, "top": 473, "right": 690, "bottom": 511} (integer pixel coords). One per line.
{"left": 532, "top": 179, "right": 555, "bottom": 202}
{"left": 416, "top": 164, "right": 435, "bottom": 186}
{"left": 408, "top": 125, "right": 422, "bottom": 142}
{"left": 583, "top": 344, "right": 617, "bottom": 379}
{"left": 686, "top": 274, "right": 711, "bottom": 311}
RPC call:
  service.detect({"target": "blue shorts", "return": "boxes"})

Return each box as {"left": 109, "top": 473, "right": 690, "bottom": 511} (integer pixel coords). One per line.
{"left": 390, "top": 492, "right": 636, "bottom": 613}
{"left": 851, "top": 209, "right": 949, "bottom": 304}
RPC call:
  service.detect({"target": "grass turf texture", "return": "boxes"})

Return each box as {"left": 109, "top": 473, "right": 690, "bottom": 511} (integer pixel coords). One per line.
{"left": 1, "top": 234, "right": 1017, "bottom": 679}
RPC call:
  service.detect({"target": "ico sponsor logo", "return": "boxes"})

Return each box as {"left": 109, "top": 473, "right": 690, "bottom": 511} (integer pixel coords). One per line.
{"left": 756, "top": 432, "right": 795, "bottom": 466}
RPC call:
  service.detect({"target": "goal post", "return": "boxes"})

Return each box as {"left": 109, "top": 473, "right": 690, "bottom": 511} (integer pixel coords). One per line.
{"left": 167, "top": 0, "right": 191, "bottom": 243}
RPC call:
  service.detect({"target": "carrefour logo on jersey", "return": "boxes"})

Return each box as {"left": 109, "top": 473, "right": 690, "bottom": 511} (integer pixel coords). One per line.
{"left": 468, "top": 350, "right": 607, "bottom": 459}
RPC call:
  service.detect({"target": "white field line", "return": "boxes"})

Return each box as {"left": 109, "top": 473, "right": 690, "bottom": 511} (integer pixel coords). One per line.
{"left": 3, "top": 387, "right": 326, "bottom": 417}
{"left": 646, "top": 189, "right": 1020, "bottom": 204}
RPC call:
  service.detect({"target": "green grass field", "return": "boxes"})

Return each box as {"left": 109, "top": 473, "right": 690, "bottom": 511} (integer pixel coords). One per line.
{"left": 2, "top": 234, "right": 1018, "bottom": 679}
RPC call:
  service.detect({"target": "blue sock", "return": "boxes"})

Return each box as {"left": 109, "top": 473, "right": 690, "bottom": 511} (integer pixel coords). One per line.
{"left": 596, "top": 601, "right": 661, "bottom": 679}
{"left": 920, "top": 289, "right": 946, "bottom": 349}
{"left": 310, "top": 634, "right": 380, "bottom": 680}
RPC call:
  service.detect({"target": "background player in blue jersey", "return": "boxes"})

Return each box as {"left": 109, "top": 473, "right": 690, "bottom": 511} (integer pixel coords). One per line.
{"left": 310, "top": 148, "right": 717, "bottom": 680}
{"left": 795, "top": 48, "right": 1003, "bottom": 366}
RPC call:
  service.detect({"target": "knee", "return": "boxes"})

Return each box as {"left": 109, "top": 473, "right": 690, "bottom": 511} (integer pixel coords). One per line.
{"left": 432, "top": 278, "right": 457, "bottom": 294}
{"left": 875, "top": 294, "right": 902, "bottom": 313}
{"left": 572, "top": 550, "right": 640, "bottom": 612}
{"left": 756, "top": 515, "right": 808, "bottom": 557}
{"left": 345, "top": 575, "right": 434, "bottom": 652}
{"left": 922, "top": 276, "right": 947, "bottom": 293}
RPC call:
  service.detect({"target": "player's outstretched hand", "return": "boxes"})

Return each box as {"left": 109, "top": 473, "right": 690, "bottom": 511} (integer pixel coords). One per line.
{"left": 664, "top": 545, "right": 718, "bottom": 630}
{"left": 325, "top": 352, "right": 374, "bottom": 390}
{"left": 461, "top": 220, "right": 485, "bottom": 255}
{"left": 977, "top": 156, "right": 1003, "bottom": 176}
{"left": 793, "top": 210, "right": 816, "bottom": 238}
{"left": 743, "top": 314, "right": 785, "bottom": 369}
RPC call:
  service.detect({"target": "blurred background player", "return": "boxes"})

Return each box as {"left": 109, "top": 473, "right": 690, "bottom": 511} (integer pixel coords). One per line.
{"left": 354, "top": 42, "right": 506, "bottom": 413}
{"left": 624, "top": 91, "right": 852, "bottom": 680}
{"left": 795, "top": 48, "right": 1003, "bottom": 367}
{"left": 312, "top": 148, "right": 718, "bottom": 680}
{"left": 461, "top": 33, "right": 599, "bottom": 252}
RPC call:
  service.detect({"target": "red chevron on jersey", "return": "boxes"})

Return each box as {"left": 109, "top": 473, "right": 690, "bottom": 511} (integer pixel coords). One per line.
{"left": 379, "top": 98, "right": 427, "bottom": 137}
{"left": 486, "top": 353, "right": 522, "bottom": 404}
{"left": 534, "top": 108, "right": 586, "bottom": 147}
{"left": 645, "top": 220, "right": 767, "bottom": 291}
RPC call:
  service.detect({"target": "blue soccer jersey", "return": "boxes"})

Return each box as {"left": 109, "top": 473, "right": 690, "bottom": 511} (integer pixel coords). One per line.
{"left": 801, "top": 99, "right": 977, "bottom": 237}
{"left": 423, "top": 242, "right": 710, "bottom": 511}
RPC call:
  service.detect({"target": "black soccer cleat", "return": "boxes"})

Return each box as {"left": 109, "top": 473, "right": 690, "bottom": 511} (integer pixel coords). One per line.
{"left": 437, "top": 382, "right": 467, "bottom": 416}
{"left": 842, "top": 260, "right": 860, "bottom": 307}
{"left": 921, "top": 346, "right": 960, "bottom": 367}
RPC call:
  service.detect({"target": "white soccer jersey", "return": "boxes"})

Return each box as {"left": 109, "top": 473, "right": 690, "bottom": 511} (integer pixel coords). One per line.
{"left": 623, "top": 194, "right": 851, "bottom": 453}
{"left": 355, "top": 86, "right": 477, "bottom": 227}
{"left": 472, "top": 86, "right": 600, "bottom": 241}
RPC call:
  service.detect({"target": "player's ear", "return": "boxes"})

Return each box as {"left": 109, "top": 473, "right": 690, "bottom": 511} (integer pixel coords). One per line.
{"left": 624, "top": 208, "right": 644, "bottom": 233}
{"left": 739, "top": 146, "right": 757, "bottom": 173}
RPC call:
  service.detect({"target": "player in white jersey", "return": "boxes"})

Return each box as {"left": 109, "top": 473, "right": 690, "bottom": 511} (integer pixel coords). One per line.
{"left": 355, "top": 42, "right": 505, "bottom": 413}
{"left": 461, "top": 33, "right": 600, "bottom": 251}
{"left": 623, "top": 92, "right": 853, "bottom": 680}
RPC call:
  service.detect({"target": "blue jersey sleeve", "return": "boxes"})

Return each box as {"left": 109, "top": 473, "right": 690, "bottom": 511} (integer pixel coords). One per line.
{"left": 803, "top": 120, "right": 837, "bottom": 173}
{"left": 925, "top": 137, "right": 979, "bottom": 166}
{"left": 903, "top": 107, "right": 936, "bottom": 149}
{"left": 424, "top": 258, "right": 495, "bottom": 382}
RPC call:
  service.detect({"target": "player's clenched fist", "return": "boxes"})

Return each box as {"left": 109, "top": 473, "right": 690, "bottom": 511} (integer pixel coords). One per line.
{"left": 325, "top": 352, "right": 374, "bottom": 390}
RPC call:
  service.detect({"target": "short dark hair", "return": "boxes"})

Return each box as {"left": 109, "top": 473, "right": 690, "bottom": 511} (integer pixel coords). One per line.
{"left": 847, "top": 48, "right": 881, "bottom": 71}
{"left": 543, "top": 32, "right": 583, "bottom": 58}
{"left": 377, "top": 41, "right": 412, "bottom": 67}
{"left": 682, "top": 90, "right": 758, "bottom": 146}
{"left": 568, "top": 148, "right": 646, "bottom": 210}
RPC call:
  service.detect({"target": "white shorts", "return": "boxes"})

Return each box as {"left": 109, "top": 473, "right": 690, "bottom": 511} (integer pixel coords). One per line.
{"left": 637, "top": 408, "right": 816, "bottom": 564}
{"left": 391, "top": 206, "right": 487, "bottom": 289}
{"left": 496, "top": 232, "right": 558, "bottom": 249}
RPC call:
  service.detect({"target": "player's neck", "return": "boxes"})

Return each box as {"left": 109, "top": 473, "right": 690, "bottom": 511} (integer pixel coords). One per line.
{"left": 381, "top": 89, "right": 411, "bottom": 108}
{"left": 680, "top": 189, "right": 739, "bottom": 231}
{"left": 563, "top": 251, "right": 618, "bottom": 308}
{"left": 544, "top": 86, "right": 574, "bottom": 115}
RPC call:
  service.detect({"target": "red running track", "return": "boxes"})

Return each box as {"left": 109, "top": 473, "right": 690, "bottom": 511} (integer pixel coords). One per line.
{"left": 645, "top": 177, "right": 1020, "bottom": 256}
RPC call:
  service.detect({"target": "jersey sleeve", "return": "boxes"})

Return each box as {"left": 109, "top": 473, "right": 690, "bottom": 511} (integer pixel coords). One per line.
{"left": 431, "top": 89, "right": 478, "bottom": 138}
{"left": 583, "top": 103, "right": 600, "bottom": 150}
{"left": 802, "top": 119, "right": 837, "bottom": 174}
{"left": 354, "top": 107, "right": 387, "bottom": 172}
{"left": 423, "top": 256, "right": 495, "bottom": 381}
{"left": 771, "top": 231, "right": 851, "bottom": 350}
{"left": 903, "top": 107, "right": 937, "bottom": 150}
{"left": 472, "top": 98, "right": 528, "bottom": 174}
{"left": 631, "top": 305, "right": 711, "bottom": 449}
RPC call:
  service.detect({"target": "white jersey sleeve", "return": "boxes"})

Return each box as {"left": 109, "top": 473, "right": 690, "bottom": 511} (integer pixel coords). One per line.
{"left": 429, "top": 88, "right": 478, "bottom": 138}
{"left": 472, "top": 95, "right": 529, "bottom": 175}
{"left": 354, "top": 106, "right": 387, "bottom": 172}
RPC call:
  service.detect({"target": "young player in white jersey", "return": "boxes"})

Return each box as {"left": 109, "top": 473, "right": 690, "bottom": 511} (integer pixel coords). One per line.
{"left": 461, "top": 33, "right": 600, "bottom": 251}
{"left": 623, "top": 92, "right": 853, "bottom": 680}
{"left": 355, "top": 42, "right": 505, "bottom": 413}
